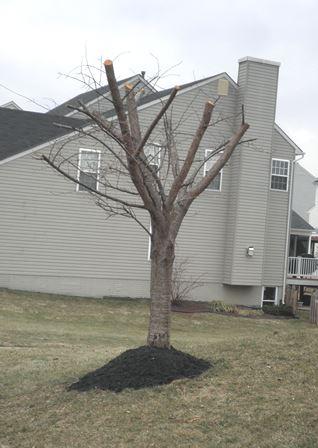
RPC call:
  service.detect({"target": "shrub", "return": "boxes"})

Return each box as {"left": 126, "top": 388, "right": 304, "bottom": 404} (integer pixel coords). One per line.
{"left": 262, "top": 303, "right": 295, "bottom": 317}
{"left": 210, "top": 301, "right": 238, "bottom": 314}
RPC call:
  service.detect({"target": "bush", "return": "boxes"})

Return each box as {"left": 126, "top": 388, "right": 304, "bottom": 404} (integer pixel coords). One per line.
{"left": 210, "top": 301, "right": 238, "bottom": 314}
{"left": 262, "top": 303, "right": 295, "bottom": 317}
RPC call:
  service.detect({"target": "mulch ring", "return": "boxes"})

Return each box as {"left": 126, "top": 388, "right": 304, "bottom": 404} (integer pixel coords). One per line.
{"left": 68, "top": 346, "right": 211, "bottom": 393}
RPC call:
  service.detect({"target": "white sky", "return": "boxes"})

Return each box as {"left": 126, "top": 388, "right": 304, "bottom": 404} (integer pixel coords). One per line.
{"left": 1, "top": 0, "right": 317, "bottom": 175}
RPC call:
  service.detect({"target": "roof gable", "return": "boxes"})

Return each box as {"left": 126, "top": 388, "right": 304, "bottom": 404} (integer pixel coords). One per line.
{"left": 273, "top": 124, "right": 303, "bottom": 155}
{"left": 135, "top": 72, "right": 237, "bottom": 111}
{"left": 291, "top": 210, "right": 314, "bottom": 231}
{"left": 48, "top": 74, "right": 153, "bottom": 117}
{"left": 1, "top": 100, "right": 22, "bottom": 110}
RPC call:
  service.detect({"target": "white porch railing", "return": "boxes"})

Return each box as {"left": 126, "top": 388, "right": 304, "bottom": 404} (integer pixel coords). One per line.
{"left": 288, "top": 257, "right": 318, "bottom": 279}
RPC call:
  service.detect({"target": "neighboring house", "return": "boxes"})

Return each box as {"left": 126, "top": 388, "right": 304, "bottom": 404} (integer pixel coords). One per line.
{"left": 308, "top": 180, "right": 318, "bottom": 231}
{"left": 0, "top": 56, "right": 306, "bottom": 307}
{"left": 0, "top": 101, "right": 22, "bottom": 110}
{"left": 293, "top": 163, "right": 318, "bottom": 229}
{"left": 287, "top": 211, "right": 318, "bottom": 305}
{"left": 292, "top": 162, "right": 318, "bottom": 257}
{"left": 289, "top": 210, "right": 314, "bottom": 257}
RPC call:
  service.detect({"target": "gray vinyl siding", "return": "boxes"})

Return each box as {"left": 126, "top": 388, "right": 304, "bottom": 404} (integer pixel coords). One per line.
{"left": 0, "top": 142, "right": 150, "bottom": 281}
{"left": 0, "top": 76, "right": 237, "bottom": 289}
{"left": 138, "top": 77, "right": 238, "bottom": 283}
{"left": 262, "top": 129, "right": 294, "bottom": 286}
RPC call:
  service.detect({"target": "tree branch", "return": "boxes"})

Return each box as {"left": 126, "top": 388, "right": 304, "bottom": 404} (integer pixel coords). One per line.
{"left": 41, "top": 155, "right": 146, "bottom": 210}
{"left": 103, "top": 59, "right": 133, "bottom": 151}
{"left": 186, "top": 122, "right": 249, "bottom": 199}
{"left": 136, "top": 86, "right": 180, "bottom": 155}
{"left": 167, "top": 100, "right": 215, "bottom": 207}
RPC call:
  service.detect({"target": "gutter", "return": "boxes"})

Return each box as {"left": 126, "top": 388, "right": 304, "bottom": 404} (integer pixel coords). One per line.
{"left": 282, "top": 153, "right": 305, "bottom": 303}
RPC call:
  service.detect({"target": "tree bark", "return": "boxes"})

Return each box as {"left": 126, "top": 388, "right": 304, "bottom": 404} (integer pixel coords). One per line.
{"left": 147, "top": 229, "right": 175, "bottom": 348}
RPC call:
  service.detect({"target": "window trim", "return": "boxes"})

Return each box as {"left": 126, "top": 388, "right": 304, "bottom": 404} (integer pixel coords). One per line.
{"left": 77, "top": 148, "right": 101, "bottom": 192}
{"left": 261, "top": 286, "right": 278, "bottom": 306}
{"left": 270, "top": 158, "right": 290, "bottom": 192}
{"left": 203, "top": 149, "right": 223, "bottom": 192}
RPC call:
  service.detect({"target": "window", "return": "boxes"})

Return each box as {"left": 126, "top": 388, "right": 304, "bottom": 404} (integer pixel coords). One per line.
{"left": 144, "top": 144, "right": 161, "bottom": 172}
{"left": 203, "top": 149, "right": 223, "bottom": 191}
{"left": 271, "top": 159, "right": 289, "bottom": 191}
{"left": 77, "top": 149, "right": 101, "bottom": 192}
{"left": 262, "top": 286, "right": 278, "bottom": 306}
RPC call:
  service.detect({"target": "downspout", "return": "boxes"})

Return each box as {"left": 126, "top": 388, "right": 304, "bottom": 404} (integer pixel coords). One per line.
{"left": 282, "top": 153, "right": 304, "bottom": 303}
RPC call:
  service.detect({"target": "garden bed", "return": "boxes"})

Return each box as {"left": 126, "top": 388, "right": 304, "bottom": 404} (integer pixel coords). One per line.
{"left": 172, "top": 300, "right": 296, "bottom": 319}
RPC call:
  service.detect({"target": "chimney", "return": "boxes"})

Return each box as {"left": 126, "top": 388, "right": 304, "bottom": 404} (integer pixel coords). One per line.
{"left": 224, "top": 56, "right": 281, "bottom": 286}
{"left": 237, "top": 56, "right": 280, "bottom": 140}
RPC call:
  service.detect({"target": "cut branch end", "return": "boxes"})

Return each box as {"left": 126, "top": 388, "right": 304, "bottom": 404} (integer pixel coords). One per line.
{"left": 104, "top": 59, "right": 113, "bottom": 67}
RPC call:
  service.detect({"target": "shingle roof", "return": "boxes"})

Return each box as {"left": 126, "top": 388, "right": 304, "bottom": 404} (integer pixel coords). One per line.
{"left": 0, "top": 108, "right": 86, "bottom": 162}
{"left": 47, "top": 75, "right": 138, "bottom": 116}
{"left": 291, "top": 210, "right": 314, "bottom": 231}
{"left": 0, "top": 72, "right": 236, "bottom": 163}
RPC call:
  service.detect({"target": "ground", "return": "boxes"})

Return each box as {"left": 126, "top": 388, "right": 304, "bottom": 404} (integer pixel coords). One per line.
{"left": 1, "top": 289, "right": 318, "bottom": 448}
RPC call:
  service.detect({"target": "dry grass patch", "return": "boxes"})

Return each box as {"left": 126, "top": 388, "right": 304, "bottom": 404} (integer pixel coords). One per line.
{"left": 1, "top": 288, "right": 318, "bottom": 448}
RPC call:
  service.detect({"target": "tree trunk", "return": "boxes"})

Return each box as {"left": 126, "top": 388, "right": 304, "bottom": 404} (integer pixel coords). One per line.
{"left": 147, "top": 230, "right": 175, "bottom": 348}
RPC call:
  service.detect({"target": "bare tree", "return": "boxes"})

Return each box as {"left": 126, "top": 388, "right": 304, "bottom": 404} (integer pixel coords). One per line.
{"left": 42, "top": 59, "right": 249, "bottom": 348}
{"left": 171, "top": 259, "right": 204, "bottom": 305}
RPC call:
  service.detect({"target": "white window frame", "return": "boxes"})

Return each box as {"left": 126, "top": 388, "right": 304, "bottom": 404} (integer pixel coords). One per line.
{"left": 270, "top": 158, "right": 290, "bottom": 192}
{"left": 203, "top": 149, "right": 223, "bottom": 192}
{"left": 261, "top": 286, "right": 278, "bottom": 306}
{"left": 77, "top": 148, "right": 101, "bottom": 192}
{"left": 144, "top": 144, "right": 161, "bottom": 172}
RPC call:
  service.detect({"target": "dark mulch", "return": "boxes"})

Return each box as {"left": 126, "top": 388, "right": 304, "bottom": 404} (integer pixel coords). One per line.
{"left": 172, "top": 300, "right": 211, "bottom": 313}
{"left": 172, "top": 301, "right": 297, "bottom": 319}
{"left": 68, "top": 346, "right": 211, "bottom": 393}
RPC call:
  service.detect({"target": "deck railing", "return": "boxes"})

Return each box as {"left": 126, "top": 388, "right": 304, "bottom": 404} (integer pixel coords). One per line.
{"left": 287, "top": 256, "right": 318, "bottom": 279}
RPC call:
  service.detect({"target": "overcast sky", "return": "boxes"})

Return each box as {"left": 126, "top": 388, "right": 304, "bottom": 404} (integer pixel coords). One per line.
{"left": 1, "top": 0, "right": 317, "bottom": 175}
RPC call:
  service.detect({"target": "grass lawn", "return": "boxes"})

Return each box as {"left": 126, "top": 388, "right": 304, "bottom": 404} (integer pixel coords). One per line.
{"left": 1, "top": 289, "right": 318, "bottom": 448}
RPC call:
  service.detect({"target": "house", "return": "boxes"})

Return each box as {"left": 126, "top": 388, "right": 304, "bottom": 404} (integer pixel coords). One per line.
{"left": 0, "top": 56, "right": 306, "bottom": 307}
{"left": 293, "top": 163, "right": 318, "bottom": 232}
{"left": 292, "top": 163, "right": 318, "bottom": 257}
{"left": 0, "top": 100, "right": 22, "bottom": 110}
{"left": 286, "top": 166, "right": 318, "bottom": 305}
